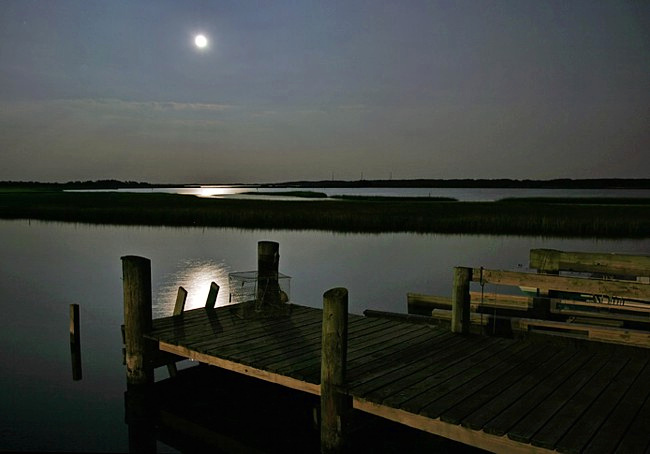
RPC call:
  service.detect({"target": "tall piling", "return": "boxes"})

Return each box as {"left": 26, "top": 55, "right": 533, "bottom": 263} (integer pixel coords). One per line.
{"left": 257, "top": 241, "right": 280, "bottom": 307}
{"left": 122, "top": 255, "right": 154, "bottom": 386}
{"left": 320, "top": 287, "right": 350, "bottom": 453}
{"left": 451, "top": 266, "right": 472, "bottom": 334}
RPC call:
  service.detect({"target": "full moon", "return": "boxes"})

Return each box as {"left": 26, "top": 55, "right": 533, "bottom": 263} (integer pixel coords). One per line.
{"left": 194, "top": 34, "right": 208, "bottom": 49}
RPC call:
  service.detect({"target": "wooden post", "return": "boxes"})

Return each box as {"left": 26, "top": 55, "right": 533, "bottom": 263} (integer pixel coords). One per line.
{"left": 321, "top": 287, "right": 350, "bottom": 453}
{"left": 205, "top": 282, "right": 220, "bottom": 309}
{"left": 70, "top": 303, "right": 82, "bottom": 381}
{"left": 172, "top": 286, "right": 188, "bottom": 316}
{"left": 451, "top": 267, "right": 472, "bottom": 334}
{"left": 122, "top": 255, "right": 154, "bottom": 387}
{"left": 257, "top": 241, "right": 280, "bottom": 307}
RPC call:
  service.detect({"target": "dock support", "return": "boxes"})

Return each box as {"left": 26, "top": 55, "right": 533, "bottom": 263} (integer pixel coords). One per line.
{"left": 321, "top": 287, "right": 350, "bottom": 453}
{"left": 451, "top": 267, "right": 472, "bottom": 334}
{"left": 122, "top": 255, "right": 154, "bottom": 387}
{"left": 257, "top": 241, "right": 280, "bottom": 307}
{"left": 70, "top": 303, "right": 82, "bottom": 381}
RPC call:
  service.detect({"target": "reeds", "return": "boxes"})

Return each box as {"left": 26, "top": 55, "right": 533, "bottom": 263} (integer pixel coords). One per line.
{"left": 1, "top": 191, "right": 648, "bottom": 237}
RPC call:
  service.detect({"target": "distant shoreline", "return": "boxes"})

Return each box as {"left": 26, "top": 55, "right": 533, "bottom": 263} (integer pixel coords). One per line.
{"left": 1, "top": 191, "right": 648, "bottom": 238}
{"left": 1, "top": 178, "right": 650, "bottom": 191}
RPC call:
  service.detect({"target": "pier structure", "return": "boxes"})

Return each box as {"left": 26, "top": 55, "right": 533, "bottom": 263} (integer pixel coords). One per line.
{"left": 122, "top": 243, "right": 650, "bottom": 453}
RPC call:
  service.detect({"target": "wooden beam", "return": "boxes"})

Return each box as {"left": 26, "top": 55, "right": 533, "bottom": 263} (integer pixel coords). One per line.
{"left": 530, "top": 249, "right": 650, "bottom": 277}
{"left": 205, "top": 282, "right": 219, "bottom": 309}
{"left": 474, "top": 268, "right": 650, "bottom": 300}
{"left": 353, "top": 398, "right": 555, "bottom": 454}
{"left": 408, "top": 292, "right": 531, "bottom": 312}
{"left": 158, "top": 341, "right": 320, "bottom": 396}
{"left": 173, "top": 286, "right": 188, "bottom": 315}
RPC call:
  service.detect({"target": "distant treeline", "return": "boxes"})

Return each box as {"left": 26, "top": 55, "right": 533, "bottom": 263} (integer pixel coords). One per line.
{"left": 0, "top": 180, "right": 160, "bottom": 190}
{"left": 264, "top": 178, "right": 650, "bottom": 189}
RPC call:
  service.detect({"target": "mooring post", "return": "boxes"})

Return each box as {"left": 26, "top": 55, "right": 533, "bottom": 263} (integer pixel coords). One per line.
{"left": 70, "top": 303, "right": 82, "bottom": 381}
{"left": 122, "top": 255, "right": 154, "bottom": 387}
{"left": 451, "top": 267, "right": 472, "bottom": 334}
{"left": 257, "top": 241, "right": 280, "bottom": 306}
{"left": 321, "top": 287, "right": 350, "bottom": 454}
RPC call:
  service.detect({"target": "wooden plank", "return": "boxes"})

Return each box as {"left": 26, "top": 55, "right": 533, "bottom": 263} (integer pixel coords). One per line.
{"left": 530, "top": 248, "right": 650, "bottom": 277}
{"left": 381, "top": 338, "right": 514, "bottom": 409}
{"left": 506, "top": 353, "right": 612, "bottom": 444}
{"left": 426, "top": 342, "right": 552, "bottom": 424}
{"left": 474, "top": 268, "right": 650, "bottom": 300}
{"left": 346, "top": 333, "right": 465, "bottom": 390}
{"left": 353, "top": 398, "right": 556, "bottom": 454}
{"left": 515, "top": 319, "right": 650, "bottom": 348}
{"left": 345, "top": 330, "right": 455, "bottom": 384}
{"left": 351, "top": 335, "right": 501, "bottom": 401}
{"left": 407, "top": 292, "right": 531, "bottom": 312}
{"left": 158, "top": 341, "right": 321, "bottom": 395}
{"left": 529, "top": 353, "right": 630, "bottom": 450}
{"left": 443, "top": 345, "right": 569, "bottom": 427}
{"left": 555, "top": 356, "right": 648, "bottom": 454}
{"left": 399, "top": 340, "right": 536, "bottom": 415}
{"left": 481, "top": 350, "right": 595, "bottom": 436}
{"left": 583, "top": 361, "right": 650, "bottom": 454}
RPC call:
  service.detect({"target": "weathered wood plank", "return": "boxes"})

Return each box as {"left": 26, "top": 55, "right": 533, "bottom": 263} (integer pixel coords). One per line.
{"left": 441, "top": 344, "right": 566, "bottom": 427}
{"left": 459, "top": 347, "right": 576, "bottom": 431}
{"left": 381, "top": 338, "right": 513, "bottom": 409}
{"left": 506, "top": 353, "right": 612, "bottom": 444}
{"left": 474, "top": 268, "right": 650, "bottom": 300}
{"left": 427, "top": 342, "right": 553, "bottom": 423}
{"left": 583, "top": 361, "right": 650, "bottom": 454}
{"left": 529, "top": 353, "right": 630, "bottom": 449}
{"left": 481, "top": 351, "right": 596, "bottom": 436}
{"left": 401, "top": 340, "right": 537, "bottom": 415}
{"left": 351, "top": 335, "right": 500, "bottom": 401}
{"left": 530, "top": 248, "right": 650, "bottom": 277}
{"left": 555, "top": 356, "right": 648, "bottom": 454}
{"left": 159, "top": 341, "right": 321, "bottom": 393}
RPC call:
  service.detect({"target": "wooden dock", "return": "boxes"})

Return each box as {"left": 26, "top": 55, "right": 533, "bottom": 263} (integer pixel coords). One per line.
{"left": 122, "top": 244, "right": 650, "bottom": 453}
{"left": 146, "top": 303, "right": 650, "bottom": 454}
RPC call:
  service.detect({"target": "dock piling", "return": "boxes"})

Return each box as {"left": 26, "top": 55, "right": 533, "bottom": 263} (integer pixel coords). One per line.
{"left": 69, "top": 303, "right": 82, "bottom": 381}
{"left": 320, "top": 287, "right": 350, "bottom": 453}
{"left": 451, "top": 267, "right": 472, "bottom": 334}
{"left": 122, "top": 255, "right": 154, "bottom": 387}
{"left": 257, "top": 241, "right": 280, "bottom": 307}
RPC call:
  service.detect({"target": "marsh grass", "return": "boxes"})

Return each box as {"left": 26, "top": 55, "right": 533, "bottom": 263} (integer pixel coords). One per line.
{"left": 1, "top": 191, "right": 648, "bottom": 237}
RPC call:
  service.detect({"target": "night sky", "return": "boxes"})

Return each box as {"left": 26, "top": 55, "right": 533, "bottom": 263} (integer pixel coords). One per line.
{"left": 1, "top": 1, "right": 648, "bottom": 183}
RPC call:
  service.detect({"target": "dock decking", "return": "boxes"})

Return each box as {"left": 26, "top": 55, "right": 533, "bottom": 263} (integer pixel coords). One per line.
{"left": 148, "top": 303, "right": 650, "bottom": 454}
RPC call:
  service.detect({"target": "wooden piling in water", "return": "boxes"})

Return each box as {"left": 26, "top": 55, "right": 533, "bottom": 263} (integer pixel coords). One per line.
{"left": 257, "top": 241, "right": 280, "bottom": 307}
{"left": 122, "top": 255, "right": 154, "bottom": 387}
{"left": 320, "top": 287, "right": 351, "bottom": 453}
{"left": 69, "top": 303, "right": 82, "bottom": 381}
{"left": 451, "top": 267, "right": 472, "bottom": 334}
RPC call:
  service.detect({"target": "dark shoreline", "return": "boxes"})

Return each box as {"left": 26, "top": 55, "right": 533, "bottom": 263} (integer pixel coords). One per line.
{"left": 1, "top": 191, "right": 649, "bottom": 238}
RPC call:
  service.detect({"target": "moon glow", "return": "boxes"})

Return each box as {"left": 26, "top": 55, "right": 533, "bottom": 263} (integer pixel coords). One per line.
{"left": 194, "top": 34, "right": 208, "bottom": 49}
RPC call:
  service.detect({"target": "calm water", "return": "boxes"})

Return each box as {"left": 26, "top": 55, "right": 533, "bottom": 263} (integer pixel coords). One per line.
{"left": 1, "top": 219, "right": 648, "bottom": 451}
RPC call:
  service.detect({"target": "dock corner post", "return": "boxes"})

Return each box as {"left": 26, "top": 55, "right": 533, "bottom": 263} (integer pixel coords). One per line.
{"left": 257, "top": 241, "right": 280, "bottom": 306}
{"left": 122, "top": 255, "right": 154, "bottom": 387}
{"left": 321, "top": 287, "right": 351, "bottom": 454}
{"left": 451, "top": 267, "right": 472, "bottom": 334}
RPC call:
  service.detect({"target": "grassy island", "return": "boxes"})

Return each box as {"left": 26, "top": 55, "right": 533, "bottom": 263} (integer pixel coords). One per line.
{"left": 1, "top": 190, "right": 649, "bottom": 238}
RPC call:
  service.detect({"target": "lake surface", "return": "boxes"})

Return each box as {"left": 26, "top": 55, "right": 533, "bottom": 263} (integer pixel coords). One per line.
{"left": 1, "top": 219, "right": 648, "bottom": 451}
{"left": 73, "top": 185, "right": 650, "bottom": 201}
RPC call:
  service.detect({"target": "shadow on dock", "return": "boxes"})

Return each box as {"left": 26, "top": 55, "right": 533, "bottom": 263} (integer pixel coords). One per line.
{"left": 125, "top": 364, "right": 486, "bottom": 453}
